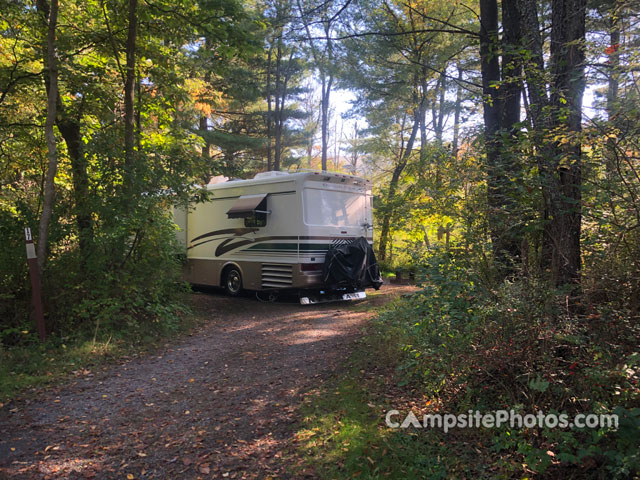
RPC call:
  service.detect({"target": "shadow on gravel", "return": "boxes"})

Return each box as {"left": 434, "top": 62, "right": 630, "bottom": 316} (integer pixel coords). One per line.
{"left": 0, "top": 285, "right": 412, "bottom": 479}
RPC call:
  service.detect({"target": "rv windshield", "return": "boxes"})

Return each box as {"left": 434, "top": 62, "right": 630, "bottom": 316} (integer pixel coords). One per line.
{"left": 303, "top": 188, "right": 366, "bottom": 227}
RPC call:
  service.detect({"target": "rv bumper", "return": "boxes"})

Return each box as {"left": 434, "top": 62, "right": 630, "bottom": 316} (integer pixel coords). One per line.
{"left": 295, "top": 269, "right": 324, "bottom": 288}
{"left": 300, "top": 290, "right": 366, "bottom": 305}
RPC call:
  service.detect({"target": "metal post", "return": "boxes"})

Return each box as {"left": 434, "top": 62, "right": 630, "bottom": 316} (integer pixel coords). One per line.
{"left": 25, "top": 227, "right": 46, "bottom": 341}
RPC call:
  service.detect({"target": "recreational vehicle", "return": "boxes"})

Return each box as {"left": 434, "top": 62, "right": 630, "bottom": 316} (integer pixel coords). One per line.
{"left": 173, "top": 171, "right": 382, "bottom": 302}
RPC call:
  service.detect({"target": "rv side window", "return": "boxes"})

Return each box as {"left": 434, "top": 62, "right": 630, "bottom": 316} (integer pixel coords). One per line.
{"left": 244, "top": 196, "right": 268, "bottom": 227}
{"left": 245, "top": 211, "right": 267, "bottom": 228}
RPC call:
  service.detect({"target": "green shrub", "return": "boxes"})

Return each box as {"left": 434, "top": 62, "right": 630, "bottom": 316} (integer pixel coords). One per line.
{"left": 375, "top": 249, "right": 640, "bottom": 476}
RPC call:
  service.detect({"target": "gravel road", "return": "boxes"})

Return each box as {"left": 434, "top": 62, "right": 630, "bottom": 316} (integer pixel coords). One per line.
{"left": 0, "top": 285, "right": 411, "bottom": 479}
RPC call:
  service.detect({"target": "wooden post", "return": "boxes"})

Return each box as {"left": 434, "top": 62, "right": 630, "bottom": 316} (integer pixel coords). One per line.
{"left": 25, "top": 227, "right": 46, "bottom": 341}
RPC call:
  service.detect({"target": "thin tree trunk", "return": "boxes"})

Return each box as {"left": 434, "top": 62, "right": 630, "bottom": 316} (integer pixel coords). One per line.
{"left": 479, "top": 0, "right": 506, "bottom": 263}
{"left": 480, "top": 0, "right": 524, "bottom": 271}
{"left": 320, "top": 12, "right": 334, "bottom": 172}
{"left": 273, "top": 35, "right": 282, "bottom": 171}
{"left": 124, "top": 0, "right": 137, "bottom": 186}
{"left": 276, "top": 49, "right": 295, "bottom": 171}
{"left": 378, "top": 109, "right": 421, "bottom": 262}
{"left": 452, "top": 65, "right": 463, "bottom": 156}
{"left": 58, "top": 119, "right": 93, "bottom": 260}
{"left": 266, "top": 45, "right": 273, "bottom": 170}
{"left": 517, "top": 0, "right": 553, "bottom": 269}
{"left": 37, "top": 0, "right": 59, "bottom": 274}
{"left": 499, "top": 0, "right": 524, "bottom": 263}
{"left": 199, "top": 116, "right": 209, "bottom": 158}
{"left": 431, "top": 84, "right": 440, "bottom": 144}
{"left": 297, "top": 0, "right": 334, "bottom": 171}
{"left": 437, "top": 73, "right": 446, "bottom": 142}
{"left": 501, "top": 0, "right": 522, "bottom": 131}
{"left": 606, "top": 3, "right": 620, "bottom": 177}
{"left": 199, "top": 61, "right": 212, "bottom": 165}
{"left": 519, "top": 0, "right": 586, "bottom": 286}
{"left": 606, "top": 14, "right": 620, "bottom": 117}
{"left": 37, "top": 0, "right": 92, "bottom": 265}
{"left": 517, "top": 0, "right": 548, "bottom": 126}
{"left": 419, "top": 75, "right": 428, "bottom": 162}
{"left": 333, "top": 116, "right": 342, "bottom": 169}
{"left": 422, "top": 226, "right": 430, "bottom": 249}
{"left": 136, "top": 69, "right": 141, "bottom": 150}
{"left": 320, "top": 72, "right": 333, "bottom": 171}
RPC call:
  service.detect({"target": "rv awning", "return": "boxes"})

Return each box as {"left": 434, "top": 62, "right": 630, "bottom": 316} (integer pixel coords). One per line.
{"left": 226, "top": 194, "right": 269, "bottom": 219}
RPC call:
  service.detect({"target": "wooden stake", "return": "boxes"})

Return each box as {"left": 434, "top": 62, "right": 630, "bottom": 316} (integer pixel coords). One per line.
{"left": 25, "top": 227, "right": 46, "bottom": 341}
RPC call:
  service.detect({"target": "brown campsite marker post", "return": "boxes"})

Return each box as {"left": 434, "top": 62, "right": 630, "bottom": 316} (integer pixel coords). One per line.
{"left": 25, "top": 227, "right": 46, "bottom": 341}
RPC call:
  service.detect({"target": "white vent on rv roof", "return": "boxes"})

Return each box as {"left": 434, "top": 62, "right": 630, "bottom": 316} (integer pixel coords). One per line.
{"left": 254, "top": 171, "right": 290, "bottom": 179}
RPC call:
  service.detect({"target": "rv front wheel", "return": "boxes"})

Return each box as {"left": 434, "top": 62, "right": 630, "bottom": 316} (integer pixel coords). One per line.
{"left": 223, "top": 267, "right": 243, "bottom": 296}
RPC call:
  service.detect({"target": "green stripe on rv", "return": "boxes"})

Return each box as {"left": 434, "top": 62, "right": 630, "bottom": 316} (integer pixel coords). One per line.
{"left": 246, "top": 243, "right": 297, "bottom": 251}
{"left": 245, "top": 243, "right": 332, "bottom": 251}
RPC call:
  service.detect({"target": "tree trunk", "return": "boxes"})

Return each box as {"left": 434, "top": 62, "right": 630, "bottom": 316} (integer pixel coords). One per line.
{"left": 419, "top": 74, "right": 428, "bottom": 162}
{"left": 266, "top": 45, "right": 273, "bottom": 171}
{"left": 452, "top": 65, "right": 463, "bottom": 156}
{"left": 377, "top": 168, "right": 401, "bottom": 264}
{"left": 321, "top": 10, "right": 334, "bottom": 172}
{"left": 124, "top": 0, "right": 137, "bottom": 186}
{"left": 276, "top": 49, "right": 295, "bottom": 171}
{"left": 499, "top": 0, "right": 524, "bottom": 262}
{"left": 378, "top": 109, "right": 421, "bottom": 262}
{"left": 479, "top": 0, "right": 500, "bottom": 155}
{"left": 273, "top": 35, "right": 282, "bottom": 171}
{"left": 37, "top": 0, "right": 59, "bottom": 274}
{"left": 320, "top": 71, "right": 333, "bottom": 171}
{"left": 500, "top": 0, "right": 522, "bottom": 132}
{"left": 479, "top": 0, "right": 506, "bottom": 262}
{"left": 480, "top": 0, "right": 524, "bottom": 271}
{"left": 437, "top": 73, "right": 446, "bottom": 143}
{"left": 517, "top": 0, "right": 548, "bottom": 126}
{"left": 517, "top": 0, "right": 554, "bottom": 269}
{"left": 606, "top": 3, "right": 620, "bottom": 177}
{"left": 199, "top": 116, "right": 209, "bottom": 159}
{"left": 199, "top": 51, "right": 212, "bottom": 165}
{"left": 297, "top": 0, "right": 334, "bottom": 171}
{"left": 519, "top": 0, "right": 586, "bottom": 286}
{"left": 606, "top": 12, "right": 620, "bottom": 121}
{"left": 58, "top": 119, "right": 93, "bottom": 259}
{"left": 37, "top": 0, "right": 92, "bottom": 266}
{"left": 546, "top": 0, "right": 586, "bottom": 286}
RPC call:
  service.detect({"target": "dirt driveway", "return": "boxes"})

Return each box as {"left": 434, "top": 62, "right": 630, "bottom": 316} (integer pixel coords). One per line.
{"left": 0, "top": 285, "right": 412, "bottom": 479}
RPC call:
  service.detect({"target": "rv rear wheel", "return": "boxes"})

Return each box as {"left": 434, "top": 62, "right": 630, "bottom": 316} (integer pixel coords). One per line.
{"left": 223, "top": 267, "right": 243, "bottom": 296}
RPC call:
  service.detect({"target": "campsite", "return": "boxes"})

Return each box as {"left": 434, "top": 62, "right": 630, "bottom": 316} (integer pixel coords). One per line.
{"left": 1, "top": 0, "right": 639, "bottom": 478}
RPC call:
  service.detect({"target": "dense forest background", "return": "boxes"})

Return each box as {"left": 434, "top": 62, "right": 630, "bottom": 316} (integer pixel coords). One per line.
{"left": 1, "top": 0, "right": 639, "bottom": 475}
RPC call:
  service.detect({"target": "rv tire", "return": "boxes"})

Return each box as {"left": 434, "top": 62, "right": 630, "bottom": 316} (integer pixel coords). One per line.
{"left": 223, "top": 266, "right": 243, "bottom": 296}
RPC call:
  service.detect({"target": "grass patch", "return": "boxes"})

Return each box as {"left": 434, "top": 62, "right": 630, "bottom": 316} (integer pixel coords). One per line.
{"left": 293, "top": 293, "right": 492, "bottom": 479}
{"left": 0, "top": 295, "right": 198, "bottom": 402}
{"left": 292, "top": 330, "right": 496, "bottom": 479}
